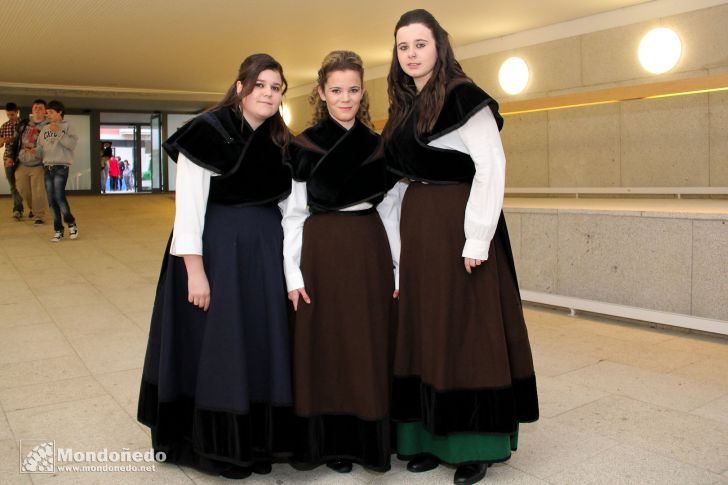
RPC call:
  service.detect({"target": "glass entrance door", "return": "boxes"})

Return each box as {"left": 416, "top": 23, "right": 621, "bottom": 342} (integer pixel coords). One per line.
{"left": 100, "top": 124, "right": 151, "bottom": 193}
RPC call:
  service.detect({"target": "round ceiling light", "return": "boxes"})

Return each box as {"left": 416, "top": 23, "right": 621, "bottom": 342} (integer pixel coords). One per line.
{"left": 498, "top": 57, "right": 529, "bottom": 95}
{"left": 638, "top": 27, "right": 682, "bottom": 74}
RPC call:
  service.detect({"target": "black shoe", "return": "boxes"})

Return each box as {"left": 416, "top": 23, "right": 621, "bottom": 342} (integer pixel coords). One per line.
{"left": 407, "top": 455, "right": 439, "bottom": 473}
{"left": 28, "top": 211, "right": 34, "bottom": 218}
{"left": 220, "top": 465, "right": 251, "bottom": 479}
{"left": 453, "top": 464, "right": 488, "bottom": 485}
{"left": 252, "top": 462, "right": 272, "bottom": 474}
{"left": 34, "top": 219, "right": 44, "bottom": 225}
{"left": 326, "top": 460, "right": 353, "bottom": 473}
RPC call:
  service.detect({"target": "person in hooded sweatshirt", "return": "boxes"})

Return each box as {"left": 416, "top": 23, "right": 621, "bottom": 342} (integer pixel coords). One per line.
{"left": 37, "top": 100, "right": 79, "bottom": 242}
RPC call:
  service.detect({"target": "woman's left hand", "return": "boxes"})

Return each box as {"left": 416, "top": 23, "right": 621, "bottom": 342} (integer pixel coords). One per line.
{"left": 463, "top": 257, "right": 484, "bottom": 274}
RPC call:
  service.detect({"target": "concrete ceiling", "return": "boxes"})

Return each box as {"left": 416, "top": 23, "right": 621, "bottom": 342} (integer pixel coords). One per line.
{"left": 0, "top": 0, "right": 654, "bottom": 112}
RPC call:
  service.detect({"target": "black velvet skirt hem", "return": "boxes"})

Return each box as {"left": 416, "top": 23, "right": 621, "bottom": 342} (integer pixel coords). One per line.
{"left": 290, "top": 413, "right": 392, "bottom": 472}
{"left": 391, "top": 375, "right": 539, "bottom": 435}
{"left": 138, "top": 379, "right": 295, "bottom": 469}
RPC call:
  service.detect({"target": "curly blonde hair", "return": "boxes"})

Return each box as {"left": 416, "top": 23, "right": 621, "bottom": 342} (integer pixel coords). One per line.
{"left": 309, "top": 50, "right": 373, "bottom": 128}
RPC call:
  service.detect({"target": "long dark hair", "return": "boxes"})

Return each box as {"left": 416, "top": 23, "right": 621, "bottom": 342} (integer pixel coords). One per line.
{"left": 382, "top": 9, "right": 471, "bottom": 140}
{"left": 208, "top": 53, "right": 290, "bottom": 147}
{"left": 309, "top": 50, "right": 373, "bottom": 128}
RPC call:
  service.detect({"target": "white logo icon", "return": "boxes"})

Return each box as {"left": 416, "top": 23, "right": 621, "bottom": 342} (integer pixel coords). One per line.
{"left": 20, "top": 440, "right": 55, "bottom": 473}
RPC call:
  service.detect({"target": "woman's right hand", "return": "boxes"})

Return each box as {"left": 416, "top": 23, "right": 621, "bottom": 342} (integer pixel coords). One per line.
{"left": 183, "top": 255, "right": 210, "bottom": 311}
{"left": 187, "top": 271, "right": 211, "bottom": 311}
{"left": 288, "top": 287, "right": 311, "bottom": 311}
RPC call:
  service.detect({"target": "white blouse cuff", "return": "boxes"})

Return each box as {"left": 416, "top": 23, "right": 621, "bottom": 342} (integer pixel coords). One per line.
{"left": 170, "top": 233, "right": 203, "bottom": 256}
{"left": 462, "top": 238, "right": 490, "bottom": 261}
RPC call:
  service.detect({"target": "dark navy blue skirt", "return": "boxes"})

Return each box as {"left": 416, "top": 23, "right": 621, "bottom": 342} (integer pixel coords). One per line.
{"left": 138, "top": 203, "right": 294, "bottom": 472}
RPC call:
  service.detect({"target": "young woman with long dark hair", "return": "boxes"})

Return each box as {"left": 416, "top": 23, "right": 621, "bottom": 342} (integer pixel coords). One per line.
{"left": 383, "top": 9, "right": 539, "bottom": 485}
{"left": 138, "top": 54, "right": 294, "bottom": 479}
{"left": 282, "top": 50, "right": 400, "bottom": 473}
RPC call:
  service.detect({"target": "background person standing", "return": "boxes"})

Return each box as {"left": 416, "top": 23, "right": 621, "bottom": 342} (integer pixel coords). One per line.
{"left": 10, "top": 99, "right": 48, "bottom": 224}
{"left": 37, "top": 100, "right": 79, "bottom": 242}
{"left": 0, "top": 102, "right": 23, "bottom": 218}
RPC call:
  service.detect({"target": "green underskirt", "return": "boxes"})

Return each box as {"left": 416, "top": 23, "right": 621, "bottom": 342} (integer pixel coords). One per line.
{"left": 396, "top": 422, "right": 519, "bottom": 465}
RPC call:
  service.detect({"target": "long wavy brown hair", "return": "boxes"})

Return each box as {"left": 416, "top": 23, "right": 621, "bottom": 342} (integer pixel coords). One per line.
{"left": 382, "top": 9, "right": 471, "bottom": 140}
{"left": 309, "top": 50, "right": 373, "bottom": 129}
{"left": 208, "top": 53, "right": 290, "bottom": 147}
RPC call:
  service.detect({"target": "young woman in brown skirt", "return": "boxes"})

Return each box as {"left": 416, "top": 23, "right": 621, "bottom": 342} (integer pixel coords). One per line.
{"left": 282, "top": 50, "right": 400, "bottom": 473}
{"left": 383, "top": 9, "right": 540, "bottom": 485}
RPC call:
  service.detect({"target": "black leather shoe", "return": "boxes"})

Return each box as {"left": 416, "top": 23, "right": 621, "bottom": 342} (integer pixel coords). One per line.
{"left": 220, "top": 465, "right": 251, "bottom": 479}
{"left": 407, "top": 455, "right": 439, "bottom": 472}
{"left": 326, "top": 460, "right": 353, "bottom": 473}
{"left": 252, "top": 462, "right": 272, "bottom": 474}
{"left": 453, "top": 463, "right": 488, "bottom": 484}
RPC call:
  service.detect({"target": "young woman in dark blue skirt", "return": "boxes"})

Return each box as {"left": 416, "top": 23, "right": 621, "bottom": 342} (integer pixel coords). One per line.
{"left": 137, "top": 54, "right": 294, "bottom": 479}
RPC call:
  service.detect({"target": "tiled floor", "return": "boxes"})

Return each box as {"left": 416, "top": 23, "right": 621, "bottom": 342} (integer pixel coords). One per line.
{"left": 1, "top": 194, "right": 727, "bottom": 484}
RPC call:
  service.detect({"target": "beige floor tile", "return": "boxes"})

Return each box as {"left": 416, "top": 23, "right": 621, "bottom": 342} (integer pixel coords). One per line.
{"left": 553, "top": 395, "right": 728, "bottom": 473}
{"left": 0, "top": 376, "right": 107, "bottom": 413}
{"left": 6, "top": 396, "right": 149, "bottom": 453}
{"left": 101, "top": 286, "right": 157, "bottom": 316}
{"left": 671, "top": 357, "right": 728, "bottom": 390}
{"left": 12, "top": 255, "right": 73, "bottom": 274}
{"left": 555, "top": 360, "right": 726, "bottom": 412}
{"left": 535, "top": 376, "right": 610, "bottom": 418}
{"left": 508, "top": 420, "right": 618, "bottom": 479}
{"left": 546, "top": 444, "right": 723, "bottom": 485}
{"left": 95, "top": 368, "right": 143, "bottom": 419}
{"left": 33, "top": 283, "right": 109, "bottom": 310}
{"left": 22, "top": 269, "right": 87, "bottom": 291}
{"left": 0, "top": 412, "right": 13, "bottom": 440}
{"left": 0, "top": 355, "right": 90, "bottom": 390}
{"left": 531, "top": 344, "right": 601, "bottom": 377}
{"left": 124, "top": 310, "right": 152, "bottom": 332}
{"left": 0, "top": 324, "right": 75, "bottom": 365}
{"left": 0, "top": 286, "right": 36, "bottom": 305}
{"left": 692, "top": 394, "right": 728, "bottom": 426}
{"left": 655, "top": 334, "right": 728, "bottom": 360}
{"left": 0, "top": 300, "right": 52, "bottom": 330}
{"left": 0, "top": 439, "right": 33, "bottom": 484}
{"left": 66, "top": 328, "right": 147, "bottom": 375}
{"left": 51, "top": 303, "right": 139, "bottom": 338}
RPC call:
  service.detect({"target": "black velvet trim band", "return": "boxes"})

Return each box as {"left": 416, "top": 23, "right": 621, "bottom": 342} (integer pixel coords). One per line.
{"left": 291, "top": 414, "right": 393, "bottom": 472}
{"left": 137, "top": 379, "right": 295, "bottom": 469}
{"left": 391, "top": 375, "right": 539, "bottom": 435}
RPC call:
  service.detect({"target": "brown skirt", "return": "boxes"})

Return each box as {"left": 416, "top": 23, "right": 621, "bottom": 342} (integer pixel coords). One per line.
{"left": 291, "top": 210, "right": 396, "bottom": 470}
{"left": 392, "top": 182, "right": 539, "bottom": 435}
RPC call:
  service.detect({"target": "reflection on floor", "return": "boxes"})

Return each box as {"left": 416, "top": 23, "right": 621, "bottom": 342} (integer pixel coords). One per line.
{"left": 0, "top": 194, "right": 726, "bottom": 484}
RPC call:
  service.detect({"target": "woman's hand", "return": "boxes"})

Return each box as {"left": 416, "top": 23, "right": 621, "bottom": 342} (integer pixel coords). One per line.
{"left": 183, "top": 255, "right": 210, "bottom": 311}
{"left": 463, "top": 257, "right": 484, "bottom": 274}
{"left": 288, "top": 287, "right": 311, "bottom": 311}
{"left": 393, "top": 289, "right": 400, "bottom": 299}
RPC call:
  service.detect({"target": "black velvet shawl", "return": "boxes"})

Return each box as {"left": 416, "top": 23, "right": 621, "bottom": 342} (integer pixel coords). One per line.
{"left": 385, "top": 81, "right": 503, "bottom": 184}
{"left": 285, "top": 116, "right": 388, "bottom": 212}
{"left": 163, "top": 107, "right": 291, "bottom": 206}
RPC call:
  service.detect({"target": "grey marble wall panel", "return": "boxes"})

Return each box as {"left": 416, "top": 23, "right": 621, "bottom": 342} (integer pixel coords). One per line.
{"left": 504, "top": 211, "right": 522, "bottom": 269}
{"left": 548, "top": 104, "right": 620, "bottom": 187}
{"left": 514, "top": 38, "right": 582, "bottom": 96}
{"left": 709, "top": 91, "right": 728, "bottom": 187}
{"left": 460, "top": 54, "right": 508, "bottom": 100}
{"left": 519, "top": 213, "right": 559, "bottom": 293}
{"left": 502, "top": 112, "right": 549, "bottom": 187}
{"left": 692, "top": 220, "right": 728, "bottom": 321}
{"left": 620, "top": 94, "right": 709, "bottom": 187}
{"left": 581, "top": 22, "right": 649, "bottom": 87}
{"left": 665, "top": 5, "right": 728, "bottom": 74}
{"left": 557, "top": 214, "right": 692, "bottom": 314}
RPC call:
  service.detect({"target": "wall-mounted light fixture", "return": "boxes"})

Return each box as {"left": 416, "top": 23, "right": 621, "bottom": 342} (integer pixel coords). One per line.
{"left": 639, "top": 27, "right": 682, "bottom": 74}
{"left": 280, "top": 103, "right": 292, "bottom": 126}
{"left": 499, "top": 57, "right": 529, "bottom": 95}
